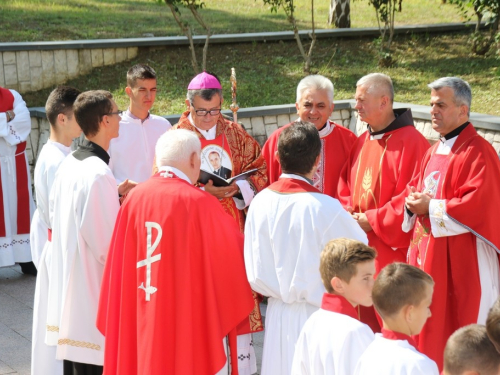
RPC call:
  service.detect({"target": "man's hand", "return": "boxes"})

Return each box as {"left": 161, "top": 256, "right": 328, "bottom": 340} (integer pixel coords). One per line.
{"left": 352, "top": 212, "right": 372, "bottom": 233}
{"left": 118, "top": 179, "right": 138, "bottom": 196}
{"left": 405, "top": 186, "right": 431, "bottom": 215}
{"left": 204, "top": 180, "right": 239, "bottom": 199}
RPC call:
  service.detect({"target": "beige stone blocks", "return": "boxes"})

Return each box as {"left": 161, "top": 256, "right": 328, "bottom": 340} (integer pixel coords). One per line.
{"left": 251, "top": 117, "right": 265, "bottom": 137}
{"left": 1, "top": 46, "right": 137, "bottom": 94}
{"left": 103, "top": 49, "right": 116, "bottom": 66}
{"left": 66, "top": 50, "right": 79, "bottom": 79}
{"left": 277, "top": 114, "right": 290, "bottom": 127}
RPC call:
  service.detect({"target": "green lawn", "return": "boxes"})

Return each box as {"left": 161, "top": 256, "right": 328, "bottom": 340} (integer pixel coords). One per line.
{"left": 21, "top": 32, "right": 500, "bottom": 116}
{"left": 0, "top": 0, "right": 470, "bottom": 42}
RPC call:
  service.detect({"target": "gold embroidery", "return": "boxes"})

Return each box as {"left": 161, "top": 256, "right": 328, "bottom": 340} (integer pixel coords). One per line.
{"left": 58, "top": 338, "right": 101, "bottom": 351}
{"left": 362, "top": 167, "right": 372, "bottom": 191}
{"left": 46, "top": 325, "right": 59, "bottom": 332}
{"left": 249, "top": 291, "right": 264, "bottom": 332}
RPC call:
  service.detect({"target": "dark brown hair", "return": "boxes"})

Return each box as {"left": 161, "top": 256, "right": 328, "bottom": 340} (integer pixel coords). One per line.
{"left": 73, "top": 90, "right": 113, "bottom": 137}
{"left": 277, "top": 120, "right": 321, "bottom": 176}
{"left": 45, "top": 86, "right": 81, "bottom": 126}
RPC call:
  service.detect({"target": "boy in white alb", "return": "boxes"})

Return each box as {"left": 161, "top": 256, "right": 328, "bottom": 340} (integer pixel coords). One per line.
{"left": 291, "top": 238, "right": 376, "bottom": 375}
{"left": 444, "top": 324, "right": 500, "bottom": 375}
{"left": 354, "top": 263, "right": 439, "bottom": 375}
{"left": 108, "top": 64, "right": 171, "bottom": 184}
{"left": 48, "top": 91, "right": 135, "bottom": 374}
{"left": 30, "top": 86, "right": 81, "bottom": 375}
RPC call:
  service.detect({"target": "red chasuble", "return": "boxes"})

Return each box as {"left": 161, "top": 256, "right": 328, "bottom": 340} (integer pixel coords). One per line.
{"left": 337, "top": 110, "right": 429, "bottom": 332}
{"left": 262, "top": 121, "right": 356, "bottom": 199}
{"left": 97, "top": 173, "right": 255, "bottom": 375}
{"left": 408, "top": 123, "right": 500, "bottom": 370}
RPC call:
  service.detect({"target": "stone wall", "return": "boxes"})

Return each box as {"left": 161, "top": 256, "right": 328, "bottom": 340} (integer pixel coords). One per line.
{"left": 26, "top": 100, "right": 500, "bottom": 193}
{"left": 0, "top": 47, "right": 138, "bottom": 93}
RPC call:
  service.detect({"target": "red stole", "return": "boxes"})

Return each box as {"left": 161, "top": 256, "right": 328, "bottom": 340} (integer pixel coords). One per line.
{"left": 408, "top": 154, "right": 450, "bottom": 267}
{"left": 0, "top": 88, "right": 30, "bottom": 236}
{"left": 381, "top": 328, "right": 418, "bottom": 350}
{"left": 321, "top": 293, "right": 358, "bottom": 320}
{"left": 268, "top": 176, "right": 320, "bottom": 194}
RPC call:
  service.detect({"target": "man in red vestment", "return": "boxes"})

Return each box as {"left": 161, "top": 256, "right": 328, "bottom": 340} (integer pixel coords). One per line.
{"left": 262, "top": 74, "right": 356, "bottom": 199}
{"left": 337, "top": 73, "right": 430, "bottom": 332}
{"left": 404, "top": 77, "right": 500, "bottom": 370}
{"left": 98, "top": 129, "right": 255, "bottom": 375}
{"left": 152, "top": 72, "right": 266, "bottom": 374}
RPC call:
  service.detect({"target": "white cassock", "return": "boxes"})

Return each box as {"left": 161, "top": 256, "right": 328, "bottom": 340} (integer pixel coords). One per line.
{"left": 0, "top": 89, "right": 35, "bottom": 267}
{"left": 354, "top": 333, "right": 439, "bottom": 375}
{"left": 30, "top": 140, "right": 71, "bottom": 375}
{"left": 46, "top": 140, "right": 119, "bottom": 366}
{"left": 244, "top": 174, "right": 368, "bottom": 375}
{"left": 108, "top": 110, "right": 171, "bottom": 183}
{"left": 291, "top": 293, "right": 374, "bottom": 375}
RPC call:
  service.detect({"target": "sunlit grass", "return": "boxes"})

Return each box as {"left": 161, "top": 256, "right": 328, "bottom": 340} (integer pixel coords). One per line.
{"left": 0, "top": 0, "right": 472, "bottom": 42}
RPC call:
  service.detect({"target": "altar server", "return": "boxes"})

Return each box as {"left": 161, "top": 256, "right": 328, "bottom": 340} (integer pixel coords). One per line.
{"left": 30, "top": 86, "right": 81, "bottom": 375}
{"left": 244, "top": 120, "right": 367, "bottom": 375}
{"left": 354, "top": 263, "right": 439, "bottom": 375}
{"left": 47, "top": 90, "right": 133, "bottom": 374}
{"left": 292, "top": 238, "right": 376, "bottom": 375}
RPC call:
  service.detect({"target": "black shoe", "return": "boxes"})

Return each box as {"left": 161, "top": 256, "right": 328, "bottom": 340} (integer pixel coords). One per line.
{"left": 19, "top": 261, "right": 37, "bottom": 276}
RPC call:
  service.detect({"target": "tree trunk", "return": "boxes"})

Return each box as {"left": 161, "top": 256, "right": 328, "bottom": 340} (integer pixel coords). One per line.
{"left": 328, "top": 0, "right": 351, "bottom": 28}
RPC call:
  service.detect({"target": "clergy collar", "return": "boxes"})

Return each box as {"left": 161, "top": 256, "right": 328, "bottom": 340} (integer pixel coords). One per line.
{"left": 280, "top": 173, "right": 313, "bottom": 185}
{"left": 126, "top": 108, "right": 150, "bottom": 123}
{"left": 157, "top": 166, "right": 192, "bottom": 184}
{"left": 367, "top": 108, "right": 413, "bottom": 137}
{"left": 321, "top": 293, "right": 358, "bottom": 320}
{"left": 73, "top": 139, "right": 110, "bottom": 165}
{"left": 381, "top": 328, "right": 418, "bottom": 349}
{"left": 188, "top": 113, "right": 217, "bottom": 140}
{"left": 440, "top": 121, "right": 469, "bottom": 143}
{"left": 317, "top": 120, "right": 334, "bottom": 138}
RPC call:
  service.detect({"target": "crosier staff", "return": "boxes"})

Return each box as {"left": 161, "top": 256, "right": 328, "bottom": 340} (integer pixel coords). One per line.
{"left": 230, "top": 67, "right": 239, "bottom": 124}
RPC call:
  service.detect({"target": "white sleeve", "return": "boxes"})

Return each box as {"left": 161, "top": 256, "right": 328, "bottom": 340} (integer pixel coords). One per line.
{"left": 0, "top": 90, "right": 31, "bottom": 145}
{"left": 291, "top": 328, "right": 312, "bottom": 375}
{"left": 429, "top": 199, "right": 469, "bottom": 238}
{"left": 402, "top": 208, "right": 417, "bottom": 233}
{"left": 233, "top": 179, "right": 255, "bottom": 209}
{"left": 326, "top": 207, "right": 369, "bottom": 245}
{"left": 79, "top": 173, "right": 120, "bottom": 265}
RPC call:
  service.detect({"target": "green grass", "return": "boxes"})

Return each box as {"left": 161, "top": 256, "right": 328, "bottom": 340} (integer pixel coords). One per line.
{"left": 20, "top": 32, "right": 500, "bottom": 116}
{"left": 0, "top": 0, "right": 471, "bottom": 42}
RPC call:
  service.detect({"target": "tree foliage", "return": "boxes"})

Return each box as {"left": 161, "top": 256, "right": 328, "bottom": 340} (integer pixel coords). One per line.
{"left": 261, "top": 0, "right": 317, "bottom": 73}
{"left": 162, "top": 0, "right": 211, "bottom": 73}
{"left": 368, "top": 0, "right": 403, "bottom": 53}
{"left": 448, "top": 0, "right": 500, "bottom": 55}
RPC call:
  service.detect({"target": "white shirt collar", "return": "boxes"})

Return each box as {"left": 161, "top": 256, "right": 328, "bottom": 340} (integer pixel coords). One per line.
{"left": 188, "top": 113, "right": 217, "bottom": 140}
{"left": 46, "top": 139, "right": 72, "bottom": 155}
{"left": 280, "top": 173, "right": 311, "bottom": 184}
{"left": 157, "top": 166, "right": 193, "bottom": 184}
{"left": 318, "top": 120, "right": 335, "bottom": 138}
{"left": 436, "top": 135, "right": 458, "bottom": 155}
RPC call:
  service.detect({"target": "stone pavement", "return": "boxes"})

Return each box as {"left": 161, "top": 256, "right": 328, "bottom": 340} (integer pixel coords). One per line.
{"left": 0, "top": 265, "right": 265, "bottom": 375}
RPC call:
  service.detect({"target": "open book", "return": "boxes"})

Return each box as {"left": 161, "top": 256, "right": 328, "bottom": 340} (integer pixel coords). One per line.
{"left": 198, "top": 168, "right": 259, "bottom": 187}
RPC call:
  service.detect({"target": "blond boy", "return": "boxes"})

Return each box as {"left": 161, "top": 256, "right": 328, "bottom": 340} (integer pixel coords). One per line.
{"left": 354, "top": 263, "right": 438, "bottom": 375}
{"left": 444, "top": 324, "right": 500, "bottom": 375}
{"left": 291, "top": 238, "right": 376, "bottom": 375}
